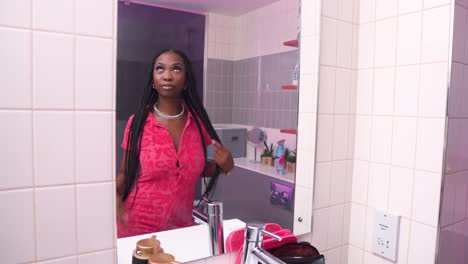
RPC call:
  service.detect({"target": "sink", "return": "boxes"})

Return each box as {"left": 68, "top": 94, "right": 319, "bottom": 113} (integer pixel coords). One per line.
{"left": 117, "top": 219, "right": 246, "bottom": 263}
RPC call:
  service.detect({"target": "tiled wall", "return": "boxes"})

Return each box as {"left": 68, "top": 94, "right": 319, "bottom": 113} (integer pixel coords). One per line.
{"left": 438, "top": 0, "right": 468, "bottom": 263}
{"left": 344, "top": 0, "right": 453, "bottom": 263}
{"left": 308, "top": 0, "right": 358, "bottom": 262}
{"left": 205, "top": 52, "right": 299, "bottom": 129}
{"left": 0, "top": 0, "right": 116, "bottom": 263}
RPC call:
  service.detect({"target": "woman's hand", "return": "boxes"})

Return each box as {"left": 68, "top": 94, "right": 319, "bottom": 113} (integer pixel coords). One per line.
{"left": 211, "top": 139, "right": 234, "bottom": 174}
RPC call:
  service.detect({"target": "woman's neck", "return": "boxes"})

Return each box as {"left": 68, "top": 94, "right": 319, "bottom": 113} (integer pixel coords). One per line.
{"left": 156, "top": 98, "right": 183, "bottom": 115}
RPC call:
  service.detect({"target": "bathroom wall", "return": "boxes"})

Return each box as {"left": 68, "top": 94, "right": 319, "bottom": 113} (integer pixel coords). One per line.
{"left": 438, "top": 0, "right": 468, "bottom": 263}
{"left": 345, "top": 0, "right": 453, "bottom": 263}
{"left": 308, "top": 0, "right": 358, "bottom": 262}
{"left": 0, "top": 0, "right": 116, "bottom": 263}
{"left": 205, "top": 2, "right": 300, "bottom": 132}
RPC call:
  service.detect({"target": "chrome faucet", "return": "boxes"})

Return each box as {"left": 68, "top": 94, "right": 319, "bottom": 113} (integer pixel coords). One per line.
{"left": 241, "top": 222, "right": 287, "bottom": 264}
{"left": 192, "top": 200, "right": 225, "bottom": 256}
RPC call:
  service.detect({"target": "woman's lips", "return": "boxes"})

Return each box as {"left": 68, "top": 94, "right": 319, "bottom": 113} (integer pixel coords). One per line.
{"left": 160, "top": 85, "right": 174, "bottom": 90}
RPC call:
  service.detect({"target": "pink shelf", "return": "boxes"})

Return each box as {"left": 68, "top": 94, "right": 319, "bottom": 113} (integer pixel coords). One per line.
{"left": 281, "top": 85, "right": 298, "bottom": 90}
{"left": 280, "top": 129, "right": 297, "bottom": 134}
{"left": 283, "top": 39, "right": 299, "bottom": 47}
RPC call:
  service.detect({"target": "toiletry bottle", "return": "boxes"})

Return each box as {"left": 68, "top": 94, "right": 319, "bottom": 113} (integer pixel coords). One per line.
{"left": 275, "top": 140, "right": 286, "bottom": 175}
{"left": 292, "top": 62, "right": 299, "bottom": 85}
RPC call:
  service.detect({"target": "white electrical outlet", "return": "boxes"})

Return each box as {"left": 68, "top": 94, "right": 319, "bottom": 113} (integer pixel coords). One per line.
{"left": 372, "top": 210, "right": 400, "bottom": 262}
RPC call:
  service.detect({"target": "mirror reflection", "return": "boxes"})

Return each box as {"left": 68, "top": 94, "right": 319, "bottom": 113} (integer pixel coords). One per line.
{"left": 116, "top": 0, "right": 302, "bottom": 262}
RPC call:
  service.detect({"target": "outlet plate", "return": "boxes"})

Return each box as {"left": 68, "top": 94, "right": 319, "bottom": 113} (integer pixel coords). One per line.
{"left": 270, "top": 181, "right": 294, "bottom": 211}
{"left": 372, "top": 210, "right": 400, "bottom": 262}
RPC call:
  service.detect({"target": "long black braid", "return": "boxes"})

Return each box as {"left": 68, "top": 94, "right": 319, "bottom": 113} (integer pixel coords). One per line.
{"left": 121, "top": 49, "right": 221, "bottom": 205}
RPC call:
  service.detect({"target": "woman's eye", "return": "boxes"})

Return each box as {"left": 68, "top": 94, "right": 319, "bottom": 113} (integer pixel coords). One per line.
{"left": 173, "top": 66, "right": 182, "bottom": 72}
{"left": 155, "top": 66, "right": 164, "bottom": 72}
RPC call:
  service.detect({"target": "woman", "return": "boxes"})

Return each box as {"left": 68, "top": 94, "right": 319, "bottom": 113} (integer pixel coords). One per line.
{"left": 116, "top": 49, "right": 234, "bottom": 238}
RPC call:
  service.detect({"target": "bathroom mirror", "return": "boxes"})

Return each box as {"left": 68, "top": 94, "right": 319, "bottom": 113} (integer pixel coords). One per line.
{"left": 115, "top": 0, "right": 319, "bottom": 262}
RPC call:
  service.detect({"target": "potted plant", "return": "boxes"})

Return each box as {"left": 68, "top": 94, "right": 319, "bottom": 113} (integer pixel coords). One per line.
{"left": 286, "top": 149, "right": 296, "bottom": 173}
{"left": 261, "top": 141, "right": 274, "bottom": 166}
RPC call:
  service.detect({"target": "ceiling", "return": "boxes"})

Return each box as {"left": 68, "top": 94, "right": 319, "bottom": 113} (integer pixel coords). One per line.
{"left": 129, "top": 0, "right": 280, "bottom": 16}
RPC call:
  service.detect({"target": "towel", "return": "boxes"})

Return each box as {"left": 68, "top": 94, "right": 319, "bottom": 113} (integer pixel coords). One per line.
{"left": 224, "top": 223, "right": 298, "bottom": 264}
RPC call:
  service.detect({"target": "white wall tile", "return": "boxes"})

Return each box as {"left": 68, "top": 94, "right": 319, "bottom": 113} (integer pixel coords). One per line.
{"left": 0, "top": 190, "right": 35, "bottom": 263}
{"left": 339, "top": 0, "right": 354, "bottom": 22}
{"left": 424, "top": 0, "right": 452, "bottom": 8}
{"left": 314, "top": 162, "right": 332, "bottom": 209}
{"left": 397, "top": 12, "right": 422, "bottom": 66}
{"left": 347, "top": 115, "right": 356, "bottom": 159}
{"left": 367, "top": 163, "right": 390, "bottom": 210}
{"left": 342, "top": 203, "right": 351, "bottom": 245}
{"left": 0, "top": 111, "right": 33, "bottom": 189}
{"left": 316, "top": 114, "right": 334, "bottom": 162}
{"left": 337, "top": 21, "right": 353, "bottom": 68}
{"left": 374, "top": 18, "right": 398, "bottom": 68}
{"left": 372, "top": 68, "right": 395, "bottom": 115}
{"left": 78, "top": 249, "right": 115, "bottom": 264}
{"left": 412, "top": 170, "right": 442, "bottom": 226}
{"left": 354, "top": 115, "right": 372, "bottom": 160}
{"left": 318, "top": 66, "right": 336, "bottom": 114}
{"left": 324, "top": 246, "right": 342, "bottom": 264}
{"left": 327, "top": 204, "right": 345, "bottom": 249}
{"left": 311, "top": 208, "right": 330, "bottom": 252}
{"left": 415, "top": 118, "right": 446, "bottom": 172}
{"left": 347, "top": 245, "right": 364, "bottom": 263}
{"left": 75, "top": 112, "right": 112, "bottom": 183}
{"left": 335, "top": 68, "right": 352, "bottom": 114}
{"left": 76, "top": 183, "right": 114, "bottom": 252}
{"left": 75, "top": 37, "right": 113, "bottom": 109}
{"left": 0, "top": 28, "right": 31, "bottom": 108}
{"left": 37, "top": 256, "right": 77, "bottom": 264}
{"left": 394, "top": 65, "right": 420, "bottom": 116}
{"left": 358, "top": 24, "right": 375, "bottom": 69}
{"left": 33, "top": 0, "right": 74, "bottom": 33}
{"left": 418, "top": 62, "right": 449, "bottom": 117}
{"left": 34, "top": 111, "right": 75, "bottom": 186}
{"left": 397, "top": 217, "right": 411, "bottom": 264}
{"left": 0, "top": 0, "right": 31, "bottom": 27}
{"left": 421, "top": 6, "right": 451, "bottom": 63}
{"left": 35, "top": 186, "right": 77, "bottom": 260}
{"left": 388, "top": 167, "right": 414, "bottom": 217}
{"left": 391, "top": 117, "right": 417, "bottom": 168}
{"left": 407, "top": 221, "right": 437, "bottom": 263}
{"left": 320, "top": 17, "right": 338, "bottom": 66}
{"left": 333, "top": 115, "right": 350, "bottom": 160}
{"left": 33, "top": 32, "right": 74, "bottom": 109}
{"left": 352, "top": 160, "right": 369, "bottom": 204}
{"left": 76, "top": 0, "right": 113, "bottom": 37}
{"left": 349, "top": 203, "right": 367, "bottom": 247}
{"left": 376, "top": 0, "right": 398, "bottom": 19}
{"left": 356, "top": 69, "right": 374, "bottom": 115}
{"left": 360, "top": 0, "right": 376, "bottom": 23}
{"left": 330, "top": 161, "right": 347, "bottom": 205}
{"left": 370, "top": 116, "right": 393, "bottom": 164}
{"left": 322, "top": 0, "right": 339, "bottom": 19}
{"left": 399, "top": 0, "right": 423, "bottom": 14}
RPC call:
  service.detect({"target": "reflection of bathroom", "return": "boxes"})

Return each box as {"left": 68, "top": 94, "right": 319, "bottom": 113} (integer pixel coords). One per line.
{"left": 2, "top": 0, "right": 468, "bottom": 264}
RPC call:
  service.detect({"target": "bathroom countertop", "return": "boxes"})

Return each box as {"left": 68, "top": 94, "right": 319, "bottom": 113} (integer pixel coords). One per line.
{"left": 234, "top": 157, "right": 295, "bottom": 184}
{"left": 117, "top": 218, "right": 245, "bottom": 264}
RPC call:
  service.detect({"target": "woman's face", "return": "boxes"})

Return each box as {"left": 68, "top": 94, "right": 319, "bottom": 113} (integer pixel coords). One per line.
{"left": 153, "top": 52, "right": 186, "bottom": 99}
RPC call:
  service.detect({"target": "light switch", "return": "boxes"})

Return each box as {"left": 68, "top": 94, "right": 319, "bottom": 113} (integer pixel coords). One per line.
{"left": 372, "top": 210, "right": 400, "bottom": 262}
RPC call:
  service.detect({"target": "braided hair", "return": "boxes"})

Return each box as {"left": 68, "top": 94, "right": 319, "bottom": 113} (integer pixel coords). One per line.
{"left": 121, "top": 49, "right": 221, "bottom": 205}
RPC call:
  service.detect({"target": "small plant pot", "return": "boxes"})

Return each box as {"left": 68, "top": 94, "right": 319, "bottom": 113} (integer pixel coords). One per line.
{"left": 286, "top": 162, "right": 296, "bottom": 173}
{"left": 261, "top": 156, "right": 273, "bottom": 166}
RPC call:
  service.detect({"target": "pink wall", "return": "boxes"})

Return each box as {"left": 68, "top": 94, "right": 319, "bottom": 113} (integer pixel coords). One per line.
{"left": 438, "top": 0, "right": 468, "bottom": 263}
